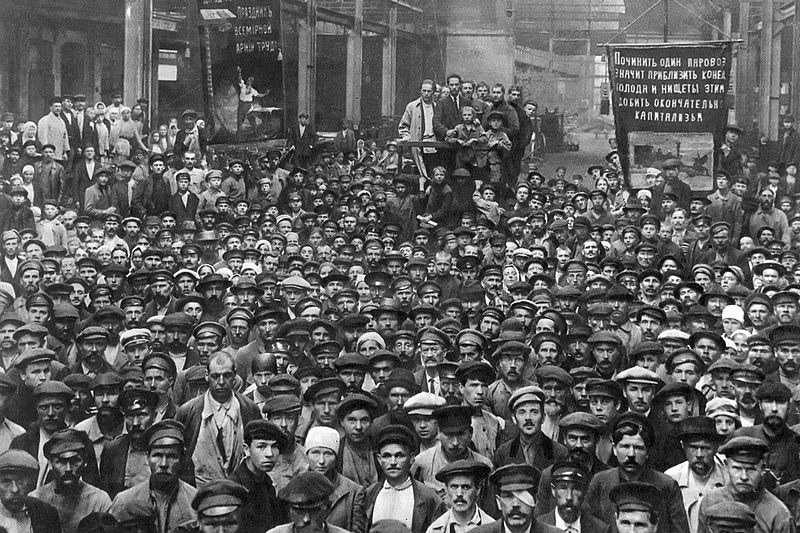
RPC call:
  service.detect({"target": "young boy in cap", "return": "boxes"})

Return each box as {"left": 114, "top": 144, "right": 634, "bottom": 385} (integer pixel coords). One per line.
{"left": 262, "top": 394, "right": 310, "bottom": 493}
{"left": 404, "top": 392, "right": 446, "bottom": 452}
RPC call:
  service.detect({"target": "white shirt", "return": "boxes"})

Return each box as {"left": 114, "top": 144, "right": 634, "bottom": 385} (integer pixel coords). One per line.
{"left": 22, "top": 183, "right": 34, "bottom": 205}
{"left": 372, "top": 478, "right": 414, "bottom": 530}
{"left": 555, "top": 509, "right": 581, "bottom": 532}
{"left": 422, "top": 101, "right": 434, "bottom": 138}
{"left": 3, "top": 257, "right": 18, "bottom": 278}
{"left": 86, "top": 160, "right": 95, "bottom": 180}
{"left": 299, "top": 124, "right": 306, "bottom": 137}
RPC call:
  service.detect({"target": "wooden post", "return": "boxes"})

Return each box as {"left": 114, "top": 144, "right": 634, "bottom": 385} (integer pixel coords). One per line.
{"left": 381, "top": 3, "right": 397, "bottom": 117}
{"left": 759, "top": 0, "right": 774, "bottom": 138}
{"left": 736, "top": 1, "right": 750, "bottom": 129}
{"left": 792, "top": 0, "right": 800, "bottom": 118}
{"left": 346, "top": 0, "right": 363, "bottom": 128}
{"left": 297, "top": 0, "right": 317, "bottom": 121}
{"left": 123, "top": 0, "right": 151, "bottom": 105}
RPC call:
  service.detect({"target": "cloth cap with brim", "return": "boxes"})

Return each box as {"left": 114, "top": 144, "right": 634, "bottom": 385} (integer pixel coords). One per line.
{"left": 144, "top": 419, "right": 186, "bottom": 449}
{"left": 381, "top": 368, "right": 422, "bottom": 396}
{"left": 192, "top": 479, "right": 248, "bottom": 517}
{"left": 731, "top": 363, "right": 765, "bottom": 384}
{"left": 403, "top": 392, "right": 446, "bottom": 416}
{"left": 558, "top": 412, "right": 604, "bottom": 434}
{"left": 704, "top": 501, "right": 757, "bottom": 528}
{"left": 336, "top": 393, "right": 378, "bottom": 419}
{"left": 434, "top": 459, "right": 491, "bottom": 484}
{"left": 432, "top": 405, "right": 472, "bottom": 432}
{"left": 76, "top": 326, "right": 109, "bottom": 343}
{"left": 375, "top": 424, "right": 418, "bottom": 453}
{"left": 609, "top": 482, "right": 661, "bottom": 513}
{"left": 302, "top": 377, "right": 347, "bottom": 403}
{"left": 755, "top": 382, "right": 792, "bottom": 402}
{"left": 33, "top": 380, "right": 73, "bottom": 402}
{"left": 677, "top": 416, "right": 725, "bottom": 442}
{"left": 118, "top": 387, "right": 159, "bottom": 413}
{"left": 278, "top": 471, "right": 335, "bottom": 508}
{"left": 718, "top": 436, "right": 769, "bottom": 463}
{"left": 455, "top": 361, "right": 496, "bottom": 385}
{"left": 43, "top": 429, "right": 87, "bottom": 459}
{"left": 13, "top": 348, "right": 55, "bottom": 370}
{"left": 0, "top": 449, "right": 38, "bottom": 474}
{"left": 508, "top": 385, "right": 545, "bottom": 412}
{"left": 262, "top": 394, "right": 302, "bottom": 416}
{"left": 614, "top": 366, "right": 662, "bottom": 387}
{"left": 244, "top": 420, "right": 287, "bottom": 448}
{"left": 489, "top": 464, "right": 540, "bottom": 491}
{"left": 142, "top": 353, "right": 178, "bottom": 377}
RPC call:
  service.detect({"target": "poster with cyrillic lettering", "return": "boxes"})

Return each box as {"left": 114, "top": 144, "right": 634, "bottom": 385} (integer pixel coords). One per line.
{"left": 198, "top": 0, "right": 285, "bottom": 144}
{"left": 607, "top": 42, "right": 733, "bottom": 190}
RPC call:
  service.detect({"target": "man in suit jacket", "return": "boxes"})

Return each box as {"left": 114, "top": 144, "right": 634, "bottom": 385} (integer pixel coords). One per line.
{"left": 173, "top": 109, "right": 207, "bottom": 161}
{"left": 583, "top": 412, "right": 691, "bottom": 533}
{"left": 131, "top": 153, "right": 170, "bottom": 218}
{"left": 168, "top": 172, "right": 200, "bottom": 225}
{"left": 70, "top": 146, "right": 98, "bottom": 210}
{"left": 366, "top": 425, "right": 445, "bottom": 533}
{"left": 779, "top": 116, "right": 800, "bottom": 166}
{"left": 0, "top": 449, "right": 62, "bottom": 533}
{"left": 433, "top": 74, "right": 465, "bottom": 140}
{"left": 537, "top": 461, "right": 611, "bottom": 533}
{"left": 470, "top": 464, "right": 561, "bottom": 533}
{"left": 33, "top": 145, "right": 64, "bottom": 208}
{"left": 175, "top": 352, "right": 261, "bottom": 485}
{"left": 333, "top": 119, "right": 357, "bottom": 153}
{"left": 287, "top": 113, "right": 317, "bottom": 168}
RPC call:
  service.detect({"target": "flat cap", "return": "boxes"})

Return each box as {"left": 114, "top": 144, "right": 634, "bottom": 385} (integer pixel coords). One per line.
{"left": 718, "top": 436, "right": 770, "bottom": 463}
{"left": 278, "top": 471, "right": 335, "bottom": 508}
{"left": 118, "top": 387, "right": 159, "bottom": 413}
{"left": 14, "top": 347, "right": 55, "bottom": 370}
{"left": 508, "top": 385, "right": 546, "bottom": 412}
{"left": 144, "top": 419, "right": 186, "bottom": 448}
{"left": 0, "top": 449, "right": 38, "bottom": 473}
{"left": 615, "top": 366, "right": 662, "bottom": 387}
{"left": 704, "top": 501, "right": 757, "bottom": 528}
{"left": 489, "top": 464, "right": 540, "bottom": 491}
{"left": 403, "top": 392, "right": 446, "bottom": 416}
{"left": 375, "top": 424, "right": 418, "bottom": 453}
{"left": 432, "top": 405, "right": 472, "bottom": 432}
{"left": 302, "top": 377, "right": 347, "bottom": 403}
{"left": 610, "top": 482, "right": 661, "bottom": 513}
{"left": 33, "top": 380, "right": 73, "bottom": 402}
{"left": 534, "top": 366, "right": 573, "bottom": 386}
{"left": 192, "top": 479, "right": 249, "bottom": 517}
{"left": 43, "top": 428, "right": 88, "bottom": 459}
{"left": 435, "top": 459, "right": 491, "bottom": 484}
{"left": 558, "top": 412, "right": 605, "bottom": 434}
{"left": 262, "top": 394, "right": 302, "bottom": 416}
{"left": 142, "top": 353, "right": 177, "bottom": 377}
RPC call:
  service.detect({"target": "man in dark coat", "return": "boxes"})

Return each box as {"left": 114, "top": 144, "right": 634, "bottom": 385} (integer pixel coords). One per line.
{"left": 537, "top": 461, "right": 611, "bottom": 533}
{"left": 0, "top": 448, "right": 63, "bottom": 532}
{"left": 583, "top": 412, "right": 691, "bottom": 533}
{"left": 286, "top": 113, "right": 317, "bottom": 169}
{"left": 131, "top": 153, "right": 170, "bottom": 218}
{"left": 779, "top": 115, "right": 800, "bottom": 167}
{"left": 228, "top": 420, "right": 287, "bottom": 533}
{"left": 173, "top": 109, "right": 207, "bottom": 161}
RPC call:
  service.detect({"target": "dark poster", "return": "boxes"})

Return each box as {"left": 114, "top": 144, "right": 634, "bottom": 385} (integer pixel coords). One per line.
{"left": 198, "top": 0, "right": 285, "bottom": 144}
{"left": 607, "top": 42, "right": 733, "bottom": 189}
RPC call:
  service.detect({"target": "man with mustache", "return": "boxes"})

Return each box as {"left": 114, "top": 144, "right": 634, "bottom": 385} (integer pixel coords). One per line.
{"left": 588, "top": 332, "right": 624, "bottom": 379}
{"left": 143, "top": 353, "right": 179, "bottom": 422}
{"left": 229, "top": 420, "right": 287, "bottom": 533}
{"left": 414, "top": 327, "right": 450, "bottom": 396}
{"left": 494, "top": 386, "right": 567, "bottom": 474}
{"left": 71, "top": 326, "right": 115, "bottom": 379}
{"left": 538, "top": 461, "right": 611, "bottom": 532}
{"left": 30, "top": 428, "right": 112, "bottom": 532}
{"left": 768, "top": 324, "right": 800, "bottom": 389}
{"left": 426, "top": 460, "right": 494, "bottom": 533}
{"left": 143, "top": 270, "right": 178, "bottom": 321}
{"left": 745, "top": 334, "right": 777, "bottom": 375}
{"left": 74, "top": 372, "right": 125, "bottom": 469}
{"left": 664, "top": 416, "right": 728, "bottom": 532}
{"left": 535, "top": 366, "right": 573, "bottom": 442}
{"left": 584, "top": 412, "right": 691, "bottom": 533}
{"left": 731, "top": 363, "right": 765, "bottom": 428}
{"left": 412, "top": 405, "right": 493, "bottom": 499}
{"left": 667, "top": 349, "right": 707, "bottom": 415}
{"left": 469, "top": 464, "right": 561, "bottom": 533}
{"left": 569, "top": 367, "right": 600, "bottom": 413}
{"left": 457, "top": 361, "right": 502, "bottom": 459}
{"left": 698, "top": 436, "right": 793, "bottom": 533}
{"left": 99, "top": 387, "right": 159, "bottom": 498}
{"left": 109, "top": 419, "right": 199, "bottom": 529}
{"left": 0, "top": 449, "right": 61, "bottom": 532}
{"left": 162, "top": 312, "right": 200, "bottom": 374}
{"left": 535, "top": 412, "right": 608, "bottom": 515}
{"left": 733, "top": 382, "right": 800, "bottom": 490}
{"left": 366, "top": 424, "right": 445, "bottom": 532}
{"left": 335, "top": 393, "right": 380, "bottom": 488}
{"left": 486, "top": 340, "right": 533, "bottom": 436}
{"left": 636, "top": 306, "right": 666, "bottom": 343}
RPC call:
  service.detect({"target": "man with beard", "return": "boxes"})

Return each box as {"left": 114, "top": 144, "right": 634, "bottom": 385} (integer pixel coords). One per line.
{"left": 538, "top": 461, "right": 611, "bottom": 532}
{"left": 412, "top": 405, "right": 493, "bottom": 499}
{"left": 131, "top": 153, "right": 170, "bottom": 219}
{"left": 262, "top": 395, "right": 310, "bottom": 493}
{"left": 426, "top": 460, "right": 494, "bottom": 533}
{"left": 93, "top": 306, "right": 126, "bottom": 369}
{"left": 414, "top": 327, "right": 450, "bottom": 395}
{"left": 584, "top": 412, "right": 691, "bottom": 533}
{"left": 404, "top": 392, "right": 446, "bottom": 453}
{"left": 110, "top": 419, "right": 199, "bottom": 530}
{"left": 143, "top": 270, "right": 178, "bottom": 321}
{"left": 15, "top": 261, "right": 42, "bottom": 308}
{"left": 31, "top": 428, "right": 112, "bottom": 532}
{"left": 370, "top": 369, "right": 421, "bottom": 436}
{"left": 71, "top": 326, "right": 115, "bottom": 378}
{"left": 535, "top": 412, "right": 608, "bottom": 515}
{"left": 636, "top": 305, "right": 665, "bottom": 343}
{"left": 698, "top": 436, "right": 793, "bottom": 533}
{"left": 734, "top": 382, "right": 800, "bottom": 490}
{"left": 487, "top": 340, "right": 532, "bottom": 433}
{"left": 535, "top": 366, "right": 573, "bottom": 442}
{"left": 0, "top": 449, "right": 62, "bottom": 532}
{"left": 664, "top": 416, "right": 728, "bottom": 532}
{"left": 588, "top": 332, "right": 624, "bottom": 379}
{"left": 494, "top": 386, "right": 567, "bottom": 473}
{"left": 99, "top": 387, "right": 158, "bottom": 498}
{"left": 615, "top": 366, "right": 662, "bottom": 420}
{"left": 730, "top": 363, "right": 764, "bottom": 428}
{"left": 143, "top": 353, "right": 178, "bottom": 422}
{"left": 176, "top": 352, "right": 261, "bottom": 485}
{"left": 74, "top": 372, "right": 125, "bottom": 468}
{"left": 228, "top": 420, "right": 287, "bottom": 533}
{"left": 746, "top": 334, "right": 777, "bottom": 375}
{"left": 748, "top": 188, "right": 790, "bottom": 245}
{"left": 569, "top": 367, "right": 600, "bottom": 413}
{"left": 456, "top": 361, "right": 502, "bottom": 460}
{"left": 334, "top": 354, "right": 369, "bottom": 394}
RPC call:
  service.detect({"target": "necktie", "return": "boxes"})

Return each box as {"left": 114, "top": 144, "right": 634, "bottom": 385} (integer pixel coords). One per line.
{"left": 429, "top": 378, "right": 435, "bottom": 394}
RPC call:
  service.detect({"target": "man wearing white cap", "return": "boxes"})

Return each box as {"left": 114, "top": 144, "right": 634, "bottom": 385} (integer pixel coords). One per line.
{"left": 280, "top": 276, "right": 311, "bottom": 317}
{"left": 404, "top": 392, "right": 446, "bottom": 452}
{"left": 305, "top": 426, "right": 365, "bottom": 533}
{"left": 614, "top": 366, "right": 662, "bottom": 421}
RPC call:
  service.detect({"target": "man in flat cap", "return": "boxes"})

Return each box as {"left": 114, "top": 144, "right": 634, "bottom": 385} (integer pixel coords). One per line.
{"left": 584, "top": 412, "right": 690, "bottom": 532}
{"left": 412, "top": 405, "right": 493, "bottom": 499}
{"left": 704, "top": 501, "right": 757, "bottom": 533}
{"left": 609, "top": 481, "right": 662, "bottom": 533}
{"left": 110, "top": 420, "right": 199, "bottom": 532}
{"left": 228, "top": 420, "right": 287, "bottom": 533}
{"left": 268, "top": 471, "right": 350, "bottom": 533}
{"left": 664, "top": 416, "right": 728, "bottom": 532}
{"left": 99, "top": 387, "right": 159, "bottom": 498}
{"left": 176, "top": 478, "right": 248, "bottom": 533}
{"left": 367, "top": 425, "right": 445, "bottom": 533}
{"left": 143, "top": 353, "right": 179, "bottom": 422}
{"left": 733, "top": 381, "right": 800, "bottom": 489}
{"left": 31, "top": 428, "right": 112, "bottom": 532}
{"left": 74, "top": 372, "right": 125, "bottom": 468}
{"left": 72, "top": 326, "right": 115, "bottom": 378}
{"left": 336, "top": 393, "right": 380, "bottom": 487}
{"left": 176, "top": 352, "right": 261, "bottom": 485}
{"left": 426, "top": 460, "right": 494, "bottom": 533}
{"left": 486, "top": 340, "right": 533, "bottom": 435}
{"left": 262, "top": 394, "right": 310, "bottom": 493}
{"left": 469, "top": 464, "right": 560, "bottom": 533}
{"left": 0, "top": 449, "right": 62, "bottom": 532}
{"left": 494, "top": 386, "right": 567, "bottom": 473}
{"left": 414, "top": 326, "right": 451, "bottom": 395}
{"left": 698, "top": 436, "right": 792, "bottom": 533}
{"left": 404, "top": 392, "right": 446, "bottom": 453}
{"left": 538, "top": 460, "right": 611, "bottom": 532}
{"left": 457, "top": 361, "right": 502, "bottom": 459}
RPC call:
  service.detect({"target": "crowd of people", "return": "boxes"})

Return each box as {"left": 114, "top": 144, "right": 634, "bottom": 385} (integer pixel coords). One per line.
{"left": 0, "top": 71, "right": 795, "bottom": 533}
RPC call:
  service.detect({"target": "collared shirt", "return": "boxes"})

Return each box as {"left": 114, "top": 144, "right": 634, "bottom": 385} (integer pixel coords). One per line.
{"left": 372, "top": 477, "right": 414, "bottom": 530}
{"left": 426, "top": 506, "right": 494, "bottom": 533}
{"left": 555, "top": 509, "right": 581, "bottom": 532}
